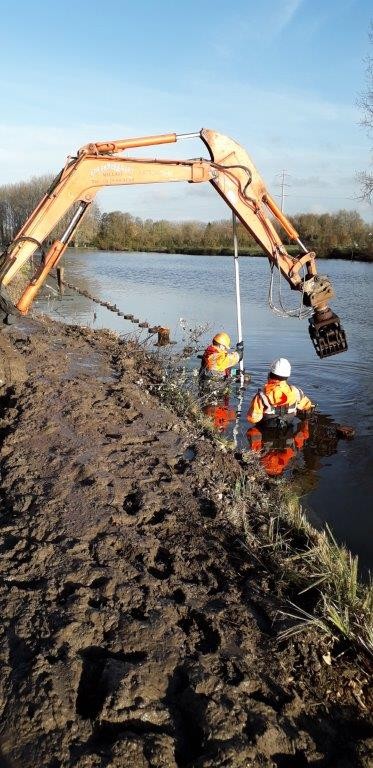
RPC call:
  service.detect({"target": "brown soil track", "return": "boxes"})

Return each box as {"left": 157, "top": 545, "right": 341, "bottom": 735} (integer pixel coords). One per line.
{"left": 0, "top": 317, "right": 371, "bottom": 768}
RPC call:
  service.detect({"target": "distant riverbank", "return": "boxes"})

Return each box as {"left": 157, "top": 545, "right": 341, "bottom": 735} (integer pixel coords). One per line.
{"left": 1, "top": 243, "right": 372, "bottom": 261}
{"left": 87, "top": 244, "right": 373, "bottom": 261}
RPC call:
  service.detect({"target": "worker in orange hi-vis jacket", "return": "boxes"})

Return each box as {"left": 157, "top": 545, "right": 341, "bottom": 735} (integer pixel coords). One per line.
{"left": 247, "top": 358, "right": 314, "bottom": 426}
{"left": 200, "top": 332, "right": 243, "bottom": 380}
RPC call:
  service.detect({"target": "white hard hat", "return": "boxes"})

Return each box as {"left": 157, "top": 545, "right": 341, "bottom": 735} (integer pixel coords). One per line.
{"left": 270, "top": 358, "right": 291, "bottom": 378}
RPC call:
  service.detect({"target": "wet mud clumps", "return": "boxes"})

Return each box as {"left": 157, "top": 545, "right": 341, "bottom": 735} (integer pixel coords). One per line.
{"left": 0, "top": 317, "right": 372, "bottom": 767}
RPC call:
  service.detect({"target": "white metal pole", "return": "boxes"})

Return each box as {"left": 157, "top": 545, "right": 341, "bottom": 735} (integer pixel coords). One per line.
{"left": 232, "top": 213, "right": 244, "bottom": 382}
{"left": 232, "top": 213, "right": 244, "bottom": 447}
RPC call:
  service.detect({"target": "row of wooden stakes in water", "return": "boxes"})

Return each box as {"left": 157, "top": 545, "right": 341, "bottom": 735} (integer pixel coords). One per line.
{"left": 55, "top": 267, "right": 174, "bottom": 346}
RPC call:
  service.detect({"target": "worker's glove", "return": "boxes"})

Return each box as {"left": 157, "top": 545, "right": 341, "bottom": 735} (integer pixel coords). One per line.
{"left": 236, "top": 341, "right": 244, "bottom": 361}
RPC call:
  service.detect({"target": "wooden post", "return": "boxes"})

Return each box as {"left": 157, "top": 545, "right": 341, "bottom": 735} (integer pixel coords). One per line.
{"left": 157, "top": 327, "right": 170, "bottom": 346}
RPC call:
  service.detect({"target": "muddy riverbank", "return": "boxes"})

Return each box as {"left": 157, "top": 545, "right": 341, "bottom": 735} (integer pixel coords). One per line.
{"left": 0, "top": 317, "right": 371, "bottom": 767}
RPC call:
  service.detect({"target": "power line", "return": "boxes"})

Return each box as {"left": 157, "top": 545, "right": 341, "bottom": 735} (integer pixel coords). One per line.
{"left": 273, "top": 172, "right": 362, "bottom": 205}
{"left": 274, "top": 170, "right": 291, "bottom": 213}
{"left": 279, "top": 193, "right": 357, "bottom": 200}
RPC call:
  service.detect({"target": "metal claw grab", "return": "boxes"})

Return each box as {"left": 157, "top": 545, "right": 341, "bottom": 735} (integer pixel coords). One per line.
{"left": 308, "top": 309, "right": 348, "bottom": 359}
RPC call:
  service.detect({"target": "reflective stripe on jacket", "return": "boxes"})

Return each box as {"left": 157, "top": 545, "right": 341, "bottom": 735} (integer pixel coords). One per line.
{"left": 201, "top": 344, "right": 239, "bottom": 377}
{"left": 257, "top": 388, "right": 298, "bottom": 423}
{"left": 247, "top": 380, "right": 313, "bottom": 424}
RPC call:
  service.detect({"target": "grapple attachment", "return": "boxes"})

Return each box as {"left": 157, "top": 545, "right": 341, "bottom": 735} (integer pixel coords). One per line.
{"left": 309, "top": 309, "right": 348, "bottom": 359}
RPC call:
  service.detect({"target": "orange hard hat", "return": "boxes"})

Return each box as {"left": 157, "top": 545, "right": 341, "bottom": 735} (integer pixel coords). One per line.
{"left": 213, "top": 331, "right": 231, "bottom": 348}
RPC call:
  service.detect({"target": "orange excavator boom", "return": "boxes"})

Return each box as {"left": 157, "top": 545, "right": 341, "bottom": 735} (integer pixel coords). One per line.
{"left": 0, "top": 129, "right": 347, "bottom": 358}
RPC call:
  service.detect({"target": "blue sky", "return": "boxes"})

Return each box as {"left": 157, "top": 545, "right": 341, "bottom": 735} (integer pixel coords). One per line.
{"left": 0, "top": 0, "right": 372, "bottom": 221}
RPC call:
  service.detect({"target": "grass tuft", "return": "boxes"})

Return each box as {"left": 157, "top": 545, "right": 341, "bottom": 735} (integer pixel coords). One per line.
{"left": 259, "top": 494, "right": 373, "bottom": 655}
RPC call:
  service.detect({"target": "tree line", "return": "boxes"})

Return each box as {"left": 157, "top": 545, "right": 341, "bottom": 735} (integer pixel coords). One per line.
{"left": 0, "top": 174, "right": 101, "bottom": 250}
{"left": 0, "top": 174, "right": 372, "bottom": 260}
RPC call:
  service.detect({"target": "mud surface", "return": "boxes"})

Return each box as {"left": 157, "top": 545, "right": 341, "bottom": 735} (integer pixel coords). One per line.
{"left": 0, "top": 317, "right": 372, "bottom": 767}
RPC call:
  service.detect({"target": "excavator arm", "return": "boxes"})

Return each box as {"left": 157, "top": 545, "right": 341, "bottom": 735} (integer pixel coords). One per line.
{"left": 0, "top": 129, "right": 347, "bottom": 358}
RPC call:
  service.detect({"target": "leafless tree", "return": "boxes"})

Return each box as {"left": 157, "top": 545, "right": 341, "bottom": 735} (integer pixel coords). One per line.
{"left": 358, "top": 23, "right": 373, "bottom": 202}
{"left": 0, "top": 174, "right": 100, "bottom": 247}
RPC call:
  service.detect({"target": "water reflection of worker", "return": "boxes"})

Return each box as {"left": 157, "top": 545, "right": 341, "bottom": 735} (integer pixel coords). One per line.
{"left": 247, "top": 420, "right": 310, "bottom": 476}
{"left": 200, "top": 332, "right": 243, "bottom": 381}
{"left": 203, "top": 394, "right": 237, "bottom": 432}
{"left": 247, "top": 358, "right": 314, "bottom": 427}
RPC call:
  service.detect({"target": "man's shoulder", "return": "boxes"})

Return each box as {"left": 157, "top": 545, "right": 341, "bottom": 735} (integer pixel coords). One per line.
{"left": 262, "top": 381, "right": 280, "bottom": 395}
{"left": 289, "top": 383, "right": 304, "bottom": 398}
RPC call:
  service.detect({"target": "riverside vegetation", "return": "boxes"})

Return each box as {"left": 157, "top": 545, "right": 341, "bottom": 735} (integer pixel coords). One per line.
{"left": 0, "top": 174, "right": 372, "bottom": 261}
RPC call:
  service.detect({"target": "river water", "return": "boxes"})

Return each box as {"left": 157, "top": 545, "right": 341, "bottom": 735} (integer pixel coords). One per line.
{"left": 36, "top": 250, "right": 373, "bottom": 571}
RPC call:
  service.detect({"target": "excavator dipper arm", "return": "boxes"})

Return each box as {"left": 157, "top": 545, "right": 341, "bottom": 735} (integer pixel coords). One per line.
{"left": 0, "top": 129, "right": 347, "bottom": 358}
{"left": 200, "top": 129, "right": 347, "bottom": 358}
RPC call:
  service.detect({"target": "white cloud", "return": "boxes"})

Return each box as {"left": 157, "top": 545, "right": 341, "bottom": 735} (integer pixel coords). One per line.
{"left": 274, "top": 0, "right": 303, "bottom": 36}
{"left": 209, "top": 0, "right": 303, "bottom": 55}
{"left": 289, "top": 175, "right": 331, "bottom": 188}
